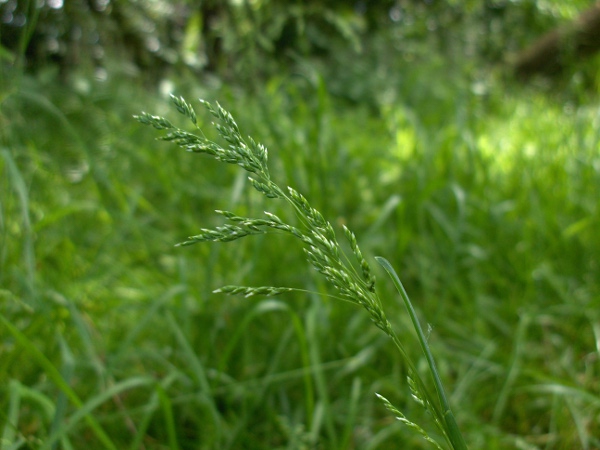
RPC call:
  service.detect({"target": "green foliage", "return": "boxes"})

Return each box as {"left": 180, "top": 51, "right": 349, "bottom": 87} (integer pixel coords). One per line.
{"left": 1, "top": 48, "right": 599, "bottom": 450}
{"left": 4, "top": 0, "right": 599, "bottom": 90}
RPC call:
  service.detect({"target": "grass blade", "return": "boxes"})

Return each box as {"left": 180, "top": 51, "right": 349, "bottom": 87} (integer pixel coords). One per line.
{"left": 0, "top": 314, "right": 118, "bottom": 450}
{"left": 42, "top": 377, "right": 154, "bottom": 450}
{"left": 375, "top": 256, "right": 467, "bottom": 450}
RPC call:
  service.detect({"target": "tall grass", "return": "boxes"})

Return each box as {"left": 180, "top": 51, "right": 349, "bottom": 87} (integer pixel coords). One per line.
{"left": 1, "top": 64, "right": 599, "bottom": 448}
{"left": 136, "top": 95, "right": 468, "bottom": 449}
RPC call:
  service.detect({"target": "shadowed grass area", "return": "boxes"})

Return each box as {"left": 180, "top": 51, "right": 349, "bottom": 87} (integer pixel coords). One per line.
{"left": 1, "top": 64, "right": 599, "bottom": 448}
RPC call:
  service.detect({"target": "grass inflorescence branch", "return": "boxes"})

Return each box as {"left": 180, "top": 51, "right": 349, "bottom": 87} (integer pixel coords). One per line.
{"left": 137, "top": 95, "right": 467, "bottom": 450}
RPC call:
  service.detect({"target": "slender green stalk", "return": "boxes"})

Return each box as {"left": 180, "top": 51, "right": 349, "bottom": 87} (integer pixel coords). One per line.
{"left": 137, "top": 95, "right": 468, "bottom": 449}
{"left": 376, "top": 257, "right": 468, "bottom": 450}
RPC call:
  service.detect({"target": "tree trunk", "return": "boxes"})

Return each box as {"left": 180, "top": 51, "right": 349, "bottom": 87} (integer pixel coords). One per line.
{"left": 513, "top": 2, "right": 600, "bottom": 79}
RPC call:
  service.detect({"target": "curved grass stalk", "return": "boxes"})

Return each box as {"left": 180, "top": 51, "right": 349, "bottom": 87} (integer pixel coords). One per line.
{"left": 136, "top": 95, "right": 468, "bottom": 449}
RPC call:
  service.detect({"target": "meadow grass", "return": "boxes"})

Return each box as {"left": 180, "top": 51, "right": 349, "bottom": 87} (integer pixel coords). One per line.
{"left": 0, "top": 65, "right": 599, "bottom": 449}
{"left": 136, "top": 94, "right": 467, "bottom": 449}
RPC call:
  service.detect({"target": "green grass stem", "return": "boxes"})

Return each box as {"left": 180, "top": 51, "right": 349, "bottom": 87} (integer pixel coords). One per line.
{"left": 138, "top": 95, "right": 470, "bottom": 449}
{"left": 375, "top": 256, "right": 468, "bottom": 450}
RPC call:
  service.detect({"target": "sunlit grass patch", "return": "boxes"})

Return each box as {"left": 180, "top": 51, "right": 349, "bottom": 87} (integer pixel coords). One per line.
{"left": 1, "top": 63, "right": 598, "bottom": 448}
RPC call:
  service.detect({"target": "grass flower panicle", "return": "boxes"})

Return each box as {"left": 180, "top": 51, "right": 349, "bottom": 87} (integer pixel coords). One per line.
{"left": 137, "top": 95, "right": 468, "bottom": 450}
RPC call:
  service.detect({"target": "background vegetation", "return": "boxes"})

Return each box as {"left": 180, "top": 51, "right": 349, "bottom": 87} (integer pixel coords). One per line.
{"left": 1, "top": 0, "right": 599, "bottom": 448}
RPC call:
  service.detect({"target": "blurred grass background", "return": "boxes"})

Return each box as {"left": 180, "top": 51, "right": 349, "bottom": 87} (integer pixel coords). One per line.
{"left": 1, "top": 1, "right": 599, "bottom": 448}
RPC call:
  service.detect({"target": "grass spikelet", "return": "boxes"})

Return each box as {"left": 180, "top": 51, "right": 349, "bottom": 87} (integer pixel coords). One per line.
{"left": 134, "top": 112, "right": 174, "bottom": 130}
{"left": 343, "top": 224, "right": 376, "bottom": 292}
{"left": 213, "top": 285, "right": 296, "bottom": 298}
{"left": 376, "top": 393, "right": 445, "bottom": 450}
{"left": 248, "top": 177, "right": 281, "bottom": 198}
{"left": 169, "top": 94, "right": 197, "bottom": 125}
